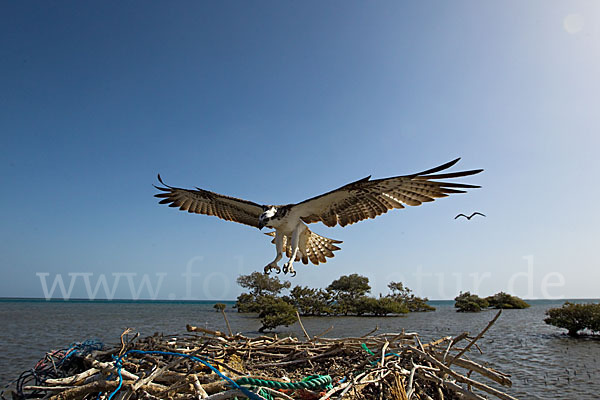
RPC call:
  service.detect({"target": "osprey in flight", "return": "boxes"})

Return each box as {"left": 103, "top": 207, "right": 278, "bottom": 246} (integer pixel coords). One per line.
{"left": 154, "top": 158, "right": 482, "bottom": 276}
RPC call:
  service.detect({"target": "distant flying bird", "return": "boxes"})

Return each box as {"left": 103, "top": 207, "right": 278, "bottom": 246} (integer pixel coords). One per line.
{"left": 454, "top": 212, "right": 486, "bottom": 220}
{"left": 155, "top": 158, "right": 482, "bottom": 276}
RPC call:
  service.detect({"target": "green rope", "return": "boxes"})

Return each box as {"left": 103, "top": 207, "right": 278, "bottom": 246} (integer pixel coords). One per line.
{"left": 235, "top": 375, "right": 333, "bottom": 391}
{"left": 361, "top": 343, "right": 375, "bottom": 356}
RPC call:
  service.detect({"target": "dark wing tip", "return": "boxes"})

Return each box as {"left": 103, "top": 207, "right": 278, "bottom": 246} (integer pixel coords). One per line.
{"left": 412, "top": 158, "right": 461, "bottom": 177}
{"left": 156, "top": 173, "right": 175, "bottom": 189}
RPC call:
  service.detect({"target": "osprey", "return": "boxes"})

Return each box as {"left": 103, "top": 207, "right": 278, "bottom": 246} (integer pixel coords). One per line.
{"left": 154, "top": 158, "right": 482, "bottom": 276}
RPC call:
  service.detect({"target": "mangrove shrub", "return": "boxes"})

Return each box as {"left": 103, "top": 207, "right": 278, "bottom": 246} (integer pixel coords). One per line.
{"left": 485, "top": 292, "right": 530, "bottom": 309}
{"left": 288, "top": 286, "right": 333, "bottom": 316}
{"left": 235, "top": 273, "right": 434, "bottom": 330}
{"left": 544, "top": 302, "right": 600, "bottom": 337}
{"left": 326, "top": 274, "right": 371, "bottom": 315}
{"left": 454, "top": 292, "right": 489, "bottom": 312}
{"left": 388, "top": 281, "right": 435, "bottom": 312}
{"left": 255, "top": 295, "right": 297, "bottom": 333}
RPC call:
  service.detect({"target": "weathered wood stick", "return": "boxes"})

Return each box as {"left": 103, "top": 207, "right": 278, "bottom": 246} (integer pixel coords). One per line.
{"left": 220, "top": 310, "right": 233, "bottom": 337}
{"left": 132, "top": 355, "right": 185, "bottom": 391}
{"left": 417, "top": 371, "right": 486, "bottom": 400}
{"left": 336, "top": 381, "right": 357, "bottom": 399}
{"left": 24, "top": 385, "right": 75, "bottom": 391}
{"left": 410, "top": 346, "right": 518, "bottom": 400}
{"left": 423, "top": 336, "right": 452, "bottom": 349}
{"left": 406, "top": 364, "right": 418, "bottom": 399}
{"left": 259, "top": 386, "right": 295, "bottom": 400}
{"left": 360, "top": 325, "right": 379, "bottom": 338}
{"left": 89, "top": 359, "right": 139, "bottom": 381}
{"left": 450, "top": 332, "right": 469, "bottom": 347}
{"left": 317, "top": 381, "right": 351, "bottom": 400}
{"left": 203, "top": 389, "right": 268, "bottom": 400}
{"left": 380, "top": 340, "right": 389, "bottom": 381}
{"left": 190, "top": 374, "right": 209, "bottom": 399}
{"left": 433, "top": 352, "right": 512, "bottom": 387}
{"left": 442, "top": 381, "right": 487, "bottom": 400}
{"left": 48, "top": 379, "right": 166, "bottom": 400}
{"left": 186, "top": 325, "right": 229, "bottom": 338}
{"left": 200, "top": 380, "right": 229, "bottom": 395}
{"left": 43, "top": 368, "right": 99, "bottom": 385}
{"left": 253, "top": 346, "right": 343, "bottom": 368}
{"left": 295, "top": 311, "right": 311, "bottom": 341}
{"left": 313, "top": 325, "right": 334, "bottom": 338}
{"left": 203, "top": 389, "right": 245, "bottom": 400}
{"left": 448, "top": 310, "right": 502, "bottom": 367}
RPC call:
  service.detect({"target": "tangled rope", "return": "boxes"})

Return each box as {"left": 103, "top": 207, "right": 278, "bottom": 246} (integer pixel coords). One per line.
{"left": 106, "top": 350, "right": 332, "bottom": 400}
{"left": 107, "top": 350, "right": 266, "bottom": 400}
{"left": 4, "top": 339, "right": 103, "bottom": 399}
{"left": 235, "top": 375, "right": 333, "bottom": 391}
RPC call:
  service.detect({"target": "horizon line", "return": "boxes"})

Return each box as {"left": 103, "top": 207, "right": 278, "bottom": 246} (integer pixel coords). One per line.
{"left": 2, "top": 296, "right": 598, "bottom": 302}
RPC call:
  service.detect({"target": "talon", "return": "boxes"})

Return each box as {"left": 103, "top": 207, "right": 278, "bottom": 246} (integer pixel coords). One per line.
{"left": 264, "top": 263, "right": 280, "bottom": 275}
{"left": 290, "top": 270, "right": 296, "bottom": 277}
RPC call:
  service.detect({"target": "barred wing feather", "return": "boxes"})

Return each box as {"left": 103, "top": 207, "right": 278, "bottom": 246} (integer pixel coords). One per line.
{"left": 154, "top": 175, "right": 264, "bottom": 228}
{"left": 293, "top": 158, "right": 483, "bottom": 227}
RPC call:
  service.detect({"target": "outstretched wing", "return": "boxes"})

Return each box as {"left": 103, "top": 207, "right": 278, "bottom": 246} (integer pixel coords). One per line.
{"left": 154, "top": 175, "right": 264, "bottom": 228}
{"left": 292, "top": 158, "right": 483, "bottom": 228}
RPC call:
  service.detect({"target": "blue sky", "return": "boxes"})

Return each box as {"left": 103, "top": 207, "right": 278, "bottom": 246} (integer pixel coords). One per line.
{"left": 1, "top": 1, "right": 598, "bottom": 300}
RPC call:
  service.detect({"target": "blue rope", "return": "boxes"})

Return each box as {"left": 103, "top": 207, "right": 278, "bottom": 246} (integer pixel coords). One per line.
{"left": 62, "top": 339, "right": 104, "bottom": 363}
{"left": 370, "top": 351, "right": 402, "bottom": 365}
{"left": 106, "top": 350, "right": 264, "bottom": 400}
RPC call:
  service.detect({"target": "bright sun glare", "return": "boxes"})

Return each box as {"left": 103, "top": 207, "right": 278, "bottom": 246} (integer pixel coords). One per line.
{"left": 564, "top": 13, "right": 585, "bottom": 34}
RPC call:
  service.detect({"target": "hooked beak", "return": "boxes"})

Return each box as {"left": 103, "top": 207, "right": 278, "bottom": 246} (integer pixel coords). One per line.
{"left": 258, "top": 220, "right": 266, "bottom": 230}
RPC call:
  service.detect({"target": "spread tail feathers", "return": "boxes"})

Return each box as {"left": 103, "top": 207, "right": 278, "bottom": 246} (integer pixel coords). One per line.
{"left": 265, "top": 229, "right": 342, "bottom": 265}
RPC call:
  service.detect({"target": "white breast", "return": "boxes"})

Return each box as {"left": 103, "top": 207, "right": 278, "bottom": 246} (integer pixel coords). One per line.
{"left": 270, "top": 215, "right": 306, "bottom": 235}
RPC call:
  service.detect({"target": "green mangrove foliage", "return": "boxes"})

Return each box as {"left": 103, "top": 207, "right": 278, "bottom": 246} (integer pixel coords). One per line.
{"left": 454, "top": 291, "right": 529, "bottom": 312}
{"left": 235, "top": 273, "right": 434, "bottom": 331}
{"left": 326, "top": 273, "right": 372, "bottom": 316}
{"left": 235, "top": 272, "right": 291, "bottom": 313}
{"left": 544, "top": 302, "right": 600, "bottom": 337}
{"left": 286, "top": 286, "right": 333, "bottom": 316}
{"left": 485, "top": 292, "right": 530, "bottom": 310}
{"left": 454, "top": 292, "right": 489, "bottom": 312}
{"left": 255, "top": 295, "right": 298, "bottom": 333}
{"left": 388, "top": 281, "right": 436, "bottom": 312}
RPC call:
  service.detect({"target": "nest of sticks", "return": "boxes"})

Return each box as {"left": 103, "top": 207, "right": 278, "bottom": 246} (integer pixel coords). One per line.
{"left": 4, "top": 311, "right": 518, "bottom": 400}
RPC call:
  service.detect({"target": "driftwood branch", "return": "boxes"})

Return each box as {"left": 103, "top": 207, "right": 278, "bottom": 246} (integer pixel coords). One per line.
{"left": 448, "top": 310, "right": 502, "bottom": 367}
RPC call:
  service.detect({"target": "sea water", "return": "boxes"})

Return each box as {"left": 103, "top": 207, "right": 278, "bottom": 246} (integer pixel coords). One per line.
{"left": 1, "top": 298, "right": 599, "bottom": 399}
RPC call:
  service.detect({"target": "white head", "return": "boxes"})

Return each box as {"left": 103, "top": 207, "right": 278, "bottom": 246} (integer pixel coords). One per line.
{"left": 258, "top": 206, "right": 277, "bottom": 230}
